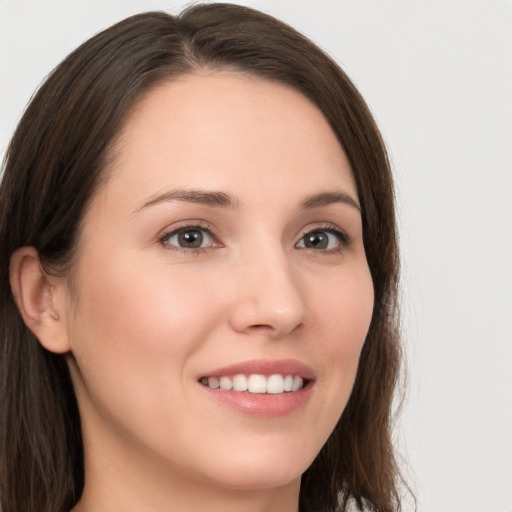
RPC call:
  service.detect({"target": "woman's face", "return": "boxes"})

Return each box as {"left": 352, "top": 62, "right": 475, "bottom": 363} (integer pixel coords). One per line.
{"left": 63, "top": 73, "right": 374, "bottom": 494}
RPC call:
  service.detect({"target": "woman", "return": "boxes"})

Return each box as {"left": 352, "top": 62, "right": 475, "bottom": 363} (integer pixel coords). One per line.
{"left": 0, "top": 4, "right": 404, "bottom": 512}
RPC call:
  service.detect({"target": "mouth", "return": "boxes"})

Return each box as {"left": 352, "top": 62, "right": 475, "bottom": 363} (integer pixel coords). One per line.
{"left": 199, "top": 373, "right": 309, "bottom": 394}
{"left": 197, "top": 359, "right": 315, "bottom": 417}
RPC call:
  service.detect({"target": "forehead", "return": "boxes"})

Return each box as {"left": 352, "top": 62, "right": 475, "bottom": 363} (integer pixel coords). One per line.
{"left": 100, "top": 72, "right": 357, "bottom": 211}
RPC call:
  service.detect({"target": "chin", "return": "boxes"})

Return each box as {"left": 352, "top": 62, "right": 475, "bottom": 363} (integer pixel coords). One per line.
{"left": 193, "top": 439, "right": 316, "bottom": 492}
{"left": 212, "top": 463, "right": 303, "bottom": 492}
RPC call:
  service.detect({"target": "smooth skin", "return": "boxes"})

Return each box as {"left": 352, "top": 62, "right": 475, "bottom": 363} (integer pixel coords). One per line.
{"left": 11, "top": 73, "right": 374, "bottom": 512}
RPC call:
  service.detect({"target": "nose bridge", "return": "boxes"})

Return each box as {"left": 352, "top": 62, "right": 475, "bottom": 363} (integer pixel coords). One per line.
{"left": 229, "top": 237, "right": 308, "bottom": 336}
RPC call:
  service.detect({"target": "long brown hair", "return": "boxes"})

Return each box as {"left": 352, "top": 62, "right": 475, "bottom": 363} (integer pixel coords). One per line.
{"left": 0, "top": 4, "right": 404, "bottom": 511}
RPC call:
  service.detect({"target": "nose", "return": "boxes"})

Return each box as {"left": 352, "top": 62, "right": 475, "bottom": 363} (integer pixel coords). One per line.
{"left": 228, "top": 245, "right": 310, "bottom": 338}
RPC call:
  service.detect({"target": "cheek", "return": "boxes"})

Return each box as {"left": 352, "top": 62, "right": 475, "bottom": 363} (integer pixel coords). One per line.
{"left": 315, "top": 266, "right": 374, "bottom": 354}
{"left": 72, "top": 255, "right": 220, "bottom": 349}
{"left": 308, "top": 264, "right": 374, "bottom": 403}
{"left": 65, "top": 252, "right": 228, "bottom": 411}
{"left": 65, "top": 253, "right": 232, "bottom": 452}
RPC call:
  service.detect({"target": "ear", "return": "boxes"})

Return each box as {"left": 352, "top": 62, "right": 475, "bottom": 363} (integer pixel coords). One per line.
{"left": 9, "top": 246, "right": 71, "bottom": 354}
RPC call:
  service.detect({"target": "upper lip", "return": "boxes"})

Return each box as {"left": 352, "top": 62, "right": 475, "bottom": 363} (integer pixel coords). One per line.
{"left": 199, "top": 358, "right": 316, "bottom": 380}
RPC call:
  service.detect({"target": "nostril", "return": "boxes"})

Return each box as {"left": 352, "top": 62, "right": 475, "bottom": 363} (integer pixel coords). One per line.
{"left": 247, "top": 322, "right": 303, "bottom": 337}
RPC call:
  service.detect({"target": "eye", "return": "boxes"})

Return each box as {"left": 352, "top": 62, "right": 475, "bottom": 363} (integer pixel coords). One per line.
{"left": 296, "top": 227, "right": 348, "bottom": 252}
{"left": 160, "top": 225, "right": 217, "bottom": 250}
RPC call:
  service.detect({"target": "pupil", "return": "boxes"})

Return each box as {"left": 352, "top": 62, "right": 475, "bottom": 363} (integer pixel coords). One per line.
{"left": 179, "top": 230, "right": 203, "bottom": 248}
{"left": 306, "top": 231, "right": 327, "bottom": 249}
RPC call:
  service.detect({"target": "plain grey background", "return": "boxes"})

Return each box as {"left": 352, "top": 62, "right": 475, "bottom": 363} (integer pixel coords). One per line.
{"left": 1, "top": 1, "right": 511, "bottom": 511}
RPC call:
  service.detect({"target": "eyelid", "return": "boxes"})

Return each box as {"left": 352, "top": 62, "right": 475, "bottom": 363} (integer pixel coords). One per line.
{"left": 158, "top": 220, "right": 222, "bottom": 251}
{"left": 157, "top": 220, "right": 349, "bottom": 254}
{"left": 296, "top": 223, "right": 350, "bottom": 252}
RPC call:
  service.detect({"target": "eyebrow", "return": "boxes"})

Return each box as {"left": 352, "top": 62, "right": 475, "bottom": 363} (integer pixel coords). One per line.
{"left": 134, "top": 188, "right": 360, "bottom": 214}
{"left": 135, "top": 188, "right": 241, "bottom": 213}
{"left": 301, "top": 191, "right": 361, "bottom": 212}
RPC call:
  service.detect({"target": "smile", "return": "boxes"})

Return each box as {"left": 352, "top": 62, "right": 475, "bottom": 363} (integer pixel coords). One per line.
{"left": 200, "top": 374, "right": 304, "bottom": 394}
{"left": 197, "top": 359, "right": 315, "bottom": 417}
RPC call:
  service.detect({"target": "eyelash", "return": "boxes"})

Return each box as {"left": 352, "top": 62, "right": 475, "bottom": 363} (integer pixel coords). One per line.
{"left": 158, "top": 222, "right": 349, "bottom": 255}
{"left": 158, "top": 221, "right": 221, "bottom": 254}
{"left": 297, "top": 223, "right": 350, "bottom": 255}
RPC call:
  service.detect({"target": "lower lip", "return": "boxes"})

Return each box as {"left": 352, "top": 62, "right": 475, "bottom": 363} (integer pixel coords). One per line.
{"left": 199, "top": 382, "right": 314, "bottom": 418}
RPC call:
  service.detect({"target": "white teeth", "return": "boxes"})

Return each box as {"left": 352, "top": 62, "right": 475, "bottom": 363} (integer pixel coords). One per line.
{"left": 266, "top": 374, "right": 284, "bottom": 394}
{"left": 208, "top": 376, "right": 220, "bottom": 389}
{"left": 233, "top": 374, "right": 248, "bottom": 391}
{"left": 202, "top": 374, "right": 305, "bottom": 394}
{"left": 219, "top": 376, "right": 233, "bottom": 390}
{"left": 291, "top": 375, "right": 303, "bottom": 391}
{"left": 248, "top": 374, "right": 267, "bottom": 393}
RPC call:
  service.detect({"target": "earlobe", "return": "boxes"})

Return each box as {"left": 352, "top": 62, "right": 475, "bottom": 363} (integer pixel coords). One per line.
{"left": 9, "top": 246, "right": 71, "bottom": 354}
